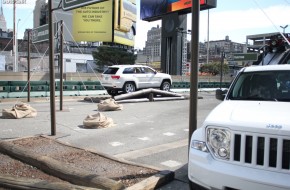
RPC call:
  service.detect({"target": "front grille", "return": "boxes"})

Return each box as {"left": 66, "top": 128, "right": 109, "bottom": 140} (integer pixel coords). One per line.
{"left": 232, "top": 133, "right": 290, "bottom": 171}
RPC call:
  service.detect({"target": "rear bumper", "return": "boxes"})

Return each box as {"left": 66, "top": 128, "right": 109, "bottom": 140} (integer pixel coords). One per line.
{"left": 101, "top": 82, "right": 123, "bottom": 90}
{"left": 103, "top": 86, "right": 122, "bottom": 91}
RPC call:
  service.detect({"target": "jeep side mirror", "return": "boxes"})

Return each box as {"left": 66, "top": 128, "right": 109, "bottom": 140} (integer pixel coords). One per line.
{"left": 216, "top": 89, "right": 228, "bottom": 100}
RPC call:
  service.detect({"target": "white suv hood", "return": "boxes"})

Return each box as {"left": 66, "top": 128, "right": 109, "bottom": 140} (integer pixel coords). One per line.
{"left": 205, "top": 100, "right": 290, "bottom": 133}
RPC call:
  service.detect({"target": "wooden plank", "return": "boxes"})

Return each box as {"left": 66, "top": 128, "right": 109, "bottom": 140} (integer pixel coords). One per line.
{"left": 125, "top": 170, "right": 174, "bottom": 190}
{"left": 0, "top": 174, "right": 100, "bottom": 190}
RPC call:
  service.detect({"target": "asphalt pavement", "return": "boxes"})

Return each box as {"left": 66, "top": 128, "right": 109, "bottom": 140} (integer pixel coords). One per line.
{"left": 0, "top": 89, "right": 220, "bottom": 190}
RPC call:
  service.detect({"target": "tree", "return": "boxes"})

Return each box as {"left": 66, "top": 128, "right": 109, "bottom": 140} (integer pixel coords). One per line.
{"left": 199, "top": 62, "right": 229, "bottom": 76}
{"left": 92, "top": 46, "right": 137, "bottom": 67}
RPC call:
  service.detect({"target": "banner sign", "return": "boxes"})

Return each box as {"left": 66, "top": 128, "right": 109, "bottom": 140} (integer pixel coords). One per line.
{"left": 63, "top": 0, "right": 108, "bottom": 11}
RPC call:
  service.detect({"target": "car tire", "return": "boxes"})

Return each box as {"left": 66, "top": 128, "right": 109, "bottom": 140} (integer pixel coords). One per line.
{"left": 189, "top": 181, "right": 207, "bottom": 190}
{"left": 123, "top": 82, "right": 136, "bottom": 93}
{"left": 160, "top": 81, "right": 171, "bottom": 91}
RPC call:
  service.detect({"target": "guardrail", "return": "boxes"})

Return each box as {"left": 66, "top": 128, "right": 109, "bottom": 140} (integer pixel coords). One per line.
{"left": 0, "top": 81, "right": 231, "bottom": 99}
{"left": 172, "top": 81, "right": 231, "bottom": 89}
{"left": 0, "top": 81, "right": 106, "bottom": 99}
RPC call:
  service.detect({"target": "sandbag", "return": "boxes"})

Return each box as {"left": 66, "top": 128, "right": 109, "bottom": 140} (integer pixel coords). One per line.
{"left": 83, "top": 112, "right": 114, "bottom": 129}
{"left": 97, "top": 98, "right": 123, "bottom": 111}
{"left": 2, "top": 103, "right": 37, "bottom": 119}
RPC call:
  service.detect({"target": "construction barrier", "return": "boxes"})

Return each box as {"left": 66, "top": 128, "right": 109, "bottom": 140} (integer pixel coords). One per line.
{"left": 0, "top": 81, "right": 231, "bottom": 99}
{"left": 0, "top": 81, "right": 106, "bottom": 99}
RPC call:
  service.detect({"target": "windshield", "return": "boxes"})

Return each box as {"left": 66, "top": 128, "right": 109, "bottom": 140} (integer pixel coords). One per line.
{"left": 228, "top": 71, "right": 290, "bottom": 102}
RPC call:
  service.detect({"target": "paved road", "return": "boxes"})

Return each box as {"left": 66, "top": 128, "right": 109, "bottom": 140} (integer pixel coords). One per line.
{"left": 0, "top": 91, "right": 221, "bottom": 189}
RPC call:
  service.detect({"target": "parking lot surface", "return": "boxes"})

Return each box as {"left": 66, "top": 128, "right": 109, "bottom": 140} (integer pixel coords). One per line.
{"left": 0, "top": 91, "right": 220, "bottom": 189}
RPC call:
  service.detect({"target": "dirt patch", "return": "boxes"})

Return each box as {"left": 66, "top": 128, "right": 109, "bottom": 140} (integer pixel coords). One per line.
{"left": 0, "top": 153, "right": 68, "bottom": 183}
{"left": 0, "top": 136, "right": 169, "bottom": 189}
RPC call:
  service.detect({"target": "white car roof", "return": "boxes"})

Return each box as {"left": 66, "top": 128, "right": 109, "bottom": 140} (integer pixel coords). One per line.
{"left": 242, "top": 64, "right": 290, "bottom": 72}
{"left": 109, "top": 65, "right": 148, "bottom": 68}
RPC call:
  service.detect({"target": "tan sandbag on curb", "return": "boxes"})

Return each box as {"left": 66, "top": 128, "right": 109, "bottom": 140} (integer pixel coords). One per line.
{"left": 2, "top": 103, "right": 37, "bottom": 119}
{"left": 97, "top": 98, "right": 123, "bottom": 111}
{"left": 83, "top": 112, "right": 114, "bottom": 129}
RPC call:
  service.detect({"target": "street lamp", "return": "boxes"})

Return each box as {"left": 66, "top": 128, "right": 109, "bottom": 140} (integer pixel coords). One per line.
{"left": 15, "top": 19, "right": 21, "bottom": 72}
{"left": 280, "top": 25, "right": 288, "bottom": 33}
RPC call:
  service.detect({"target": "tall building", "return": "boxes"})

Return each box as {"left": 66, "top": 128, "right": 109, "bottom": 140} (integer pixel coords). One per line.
{"left": 0, "top": 1, "right": 7, "bottom": 31}
{"left": 143, "top": 25, "right": 162, "bottom": 64}
{"left": 0, "top": 1, "right": 12, "bottom": 52}
{"left": 33, "top": 0, "right": 46, "bottom": 28}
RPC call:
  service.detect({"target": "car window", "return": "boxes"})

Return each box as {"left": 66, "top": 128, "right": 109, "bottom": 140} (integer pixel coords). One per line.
{"left": 134, "top": 67, "right": 143, "bottom": 73}
{"left": 228, "top": 71, "right": 290, "bottom": 101}
{"left": 123, "top": 67, "right": 134, "bottom": 74}
{"left": 141, "top": 67, "right": 156, "bottom": 74}
{"left": 103, "top": 67, "right": 119, "bottom": 74}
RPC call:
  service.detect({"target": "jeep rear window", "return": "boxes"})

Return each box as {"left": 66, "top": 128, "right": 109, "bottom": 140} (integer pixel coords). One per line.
{"left": 104, "top": 67, "right": 119, "bottom": 74}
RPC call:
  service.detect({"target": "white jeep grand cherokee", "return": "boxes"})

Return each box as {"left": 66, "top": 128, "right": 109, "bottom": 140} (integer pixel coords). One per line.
{"left": 101, "top": 65, "right": 172, "bottom": 95}
{"left": 188, "top": 65, "right": 290, "bottom": 190}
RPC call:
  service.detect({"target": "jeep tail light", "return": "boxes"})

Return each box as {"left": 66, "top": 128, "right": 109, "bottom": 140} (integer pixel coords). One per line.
{"left": 111, "top": 75, "right": 120, "bottom": 79}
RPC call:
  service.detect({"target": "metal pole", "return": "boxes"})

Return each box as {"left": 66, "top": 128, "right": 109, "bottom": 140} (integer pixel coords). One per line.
{"left": 60, "top": 20, "right": 64, "bottom": 111}
{"left": 27, "top": 30, "right": 30, "bottom": 102}
{"left": 206, "top": 10, "right": 210, "bottom": 65}
{"left": 181, "top": 31, "right": 183, "bottom": 77}
{"left": 189, "top": 0, "right": 200, "bottom": 144}
{"left": 16, "top": 19, "right": 20, "bottom": 72}
{"left": 13, "top": 0, "right": 16, "bottom": 72}
{"left": 48, "top": 0, "right": 56, "bottom": 136}
{"left": 220, "top": 51, "right": 224, "bottom": 89}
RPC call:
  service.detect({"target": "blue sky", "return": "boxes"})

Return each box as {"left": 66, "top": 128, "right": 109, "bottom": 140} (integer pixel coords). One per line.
{"left": 2, "top": 0, "right": 290, "bottom": 49}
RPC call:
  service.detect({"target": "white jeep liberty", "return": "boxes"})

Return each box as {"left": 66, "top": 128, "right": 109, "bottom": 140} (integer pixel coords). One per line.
{"left": 188, "top": 64, "right": 290, "bottom": 190}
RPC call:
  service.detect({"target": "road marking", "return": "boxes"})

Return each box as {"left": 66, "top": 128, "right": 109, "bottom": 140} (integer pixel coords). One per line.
{"left": 114, "top": 139, "right": 188, "bottom": 159}
{"left": 125, "top": 123, "right": 134, "bottom": 125}
{"left": 161, "top": 160, "right": 182, "bottom": 168}
{"left": 183, "top": 129, "right": 189, "bottom": 132}
{"left": 109, "top": 142, "right": 124, "bottom": 147}
{"left": 163, "top": 132, "right": 175, "bottom": 136}
{"left": 138, "top": 137, "right": 150, "bottom": 141}
{"left": 74, "top": 127, "right": 86, "bottom": 131}
{"left": 2, "top": 129, "right": 12, "bottom": 132}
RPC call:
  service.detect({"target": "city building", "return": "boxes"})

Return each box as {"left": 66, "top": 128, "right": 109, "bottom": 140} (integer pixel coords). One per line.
{"left": 33, "top": 0, "right": 47, "bottom": 28}
{"left": 143, "top": 25, "right": 161, "bottom": 66}
{"left": 204, "top": 36, "right": 246, "bottom": 60}
{"left": 0, "top": 1, "right": 7, "bottom": 32}
{"left": 0, "top": 0, "right": 12, "bottom": 51}
{"left": 141, "top": 26, "right": 247, "bottom": 74}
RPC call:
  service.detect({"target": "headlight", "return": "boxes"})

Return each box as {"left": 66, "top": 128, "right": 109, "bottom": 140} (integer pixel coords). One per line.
{"left": 207, "top": 128, "right": 231, "bottom": 160}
